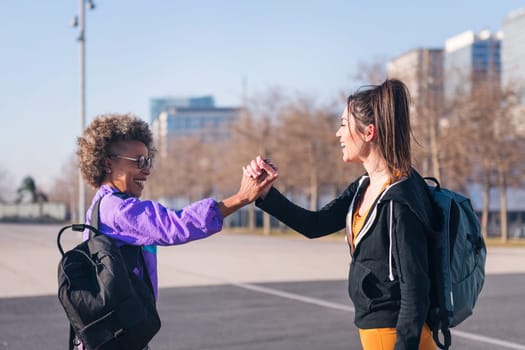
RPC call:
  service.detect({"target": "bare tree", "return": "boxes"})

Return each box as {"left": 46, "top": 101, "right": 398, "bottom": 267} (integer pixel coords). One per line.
{"left": 410, "top": 75, "right": 444, "bottom": 180}
{"left": 442, "top": 84, "right": 494, "bottom": 237}
{"left": 441, "top": 79, "right": 525, "bottom": 240}
{"left": 49, "top": 153, "right": 95, "bottom": 222}
{"left": 149, "top": 136, "right": 218, "bottom": 204}
{"left": 354, "top": 56, "right": 388, "bottom": 86}
{"left": 275, "top": 97, "right": 319, "bottom": 210}
{"left": 492, "top": 87, "right": 525, "bottom": 242}
{"left": 216, "top": 110, "right": 259, "bottom": 230}
{"left": 225, "top": 88, "right": 287, "bottom": 234}
{"left": 275, "top": 96, "right": 356, "bottom": 211}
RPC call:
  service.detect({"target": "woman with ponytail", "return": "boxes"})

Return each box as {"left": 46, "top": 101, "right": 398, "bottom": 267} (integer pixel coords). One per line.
{"left": 246, "top": 79, "right": 438, "bottom": 350}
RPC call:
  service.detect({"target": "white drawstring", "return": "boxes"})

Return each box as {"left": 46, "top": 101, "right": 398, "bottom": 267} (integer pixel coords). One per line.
{"left": 348, "top": 177, "right": 402, "bottom": 283}
{"left": 388, "top": 200, "right": 395, "bottom": 281}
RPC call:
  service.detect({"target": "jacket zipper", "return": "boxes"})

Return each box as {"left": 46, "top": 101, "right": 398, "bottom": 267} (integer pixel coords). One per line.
{"left": 346, "top": 178, "right": 406, "bottom": 281}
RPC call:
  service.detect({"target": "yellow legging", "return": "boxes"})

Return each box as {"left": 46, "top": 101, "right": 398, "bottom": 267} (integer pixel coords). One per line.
{"left": 359, "top": 323, "right": 436, "bottom": 350}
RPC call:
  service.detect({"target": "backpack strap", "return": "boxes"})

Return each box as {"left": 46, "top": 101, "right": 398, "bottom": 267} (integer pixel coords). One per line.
{"left": 424, "top": 177, "right": 452, "bottom": 350}
{"left": 66, "top": 198, "right": 106, "bottom": 349}
{"left": 432, "top": 323, "right": 451, "bottom": 349}
{"left": 424, "top": 176, "right": 441, "bottom": 191}
{"left": 92, "top": 192, "right": 155, "bottom": 296}
{"left": 88, "top": 197, "right": 103, "bottom": 240}
{"left": 68, "top": 324, "right": 74, "bottom": 350}
{"left": 69, "top": 324, "right": 82, "bottom": 350}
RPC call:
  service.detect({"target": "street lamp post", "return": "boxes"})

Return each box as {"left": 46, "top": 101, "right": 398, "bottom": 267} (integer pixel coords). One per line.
{"left": 72, "top": 0, "right": 95, "bottom": 222}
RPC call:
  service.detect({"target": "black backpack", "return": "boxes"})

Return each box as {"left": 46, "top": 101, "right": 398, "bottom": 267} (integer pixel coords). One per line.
{"left": 57, "top": 194, "right": 161, "bottom": 350}
{"left": 425, "top": 177, "right": 486, "bottom": 350}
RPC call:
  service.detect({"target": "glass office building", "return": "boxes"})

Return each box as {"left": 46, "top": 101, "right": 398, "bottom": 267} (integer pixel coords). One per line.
{"left": 444, "top": 30, "right": 501, "bottom": 102}
{"left": 503, "top": 8, "right": 525, "bottom": 97}
{"left": 149, "top": 96, "right": 215, "bottom": 123}
{"left": 150, "top": 97, "right": 241, "bottom": 156}
{"left": 387, "top": 48, "right": 444, "bottom": 123}
{"left": 502, "top": 8, "right": 525, "bottom": 133}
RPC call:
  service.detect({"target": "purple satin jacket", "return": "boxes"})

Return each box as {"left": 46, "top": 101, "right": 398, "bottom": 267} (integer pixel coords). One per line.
{"left": 83, "top": 184, "right": 224, "bottom": 299}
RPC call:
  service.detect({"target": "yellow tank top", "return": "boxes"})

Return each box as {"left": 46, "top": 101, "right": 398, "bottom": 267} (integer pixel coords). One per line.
{"left": 352, "top": 179, "right": 391, "bottom": 241}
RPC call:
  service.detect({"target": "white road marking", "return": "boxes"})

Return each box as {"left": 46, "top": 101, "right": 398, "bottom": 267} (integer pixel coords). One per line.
{"left": 232, "top": 281, "right": 525, "bottom": 350}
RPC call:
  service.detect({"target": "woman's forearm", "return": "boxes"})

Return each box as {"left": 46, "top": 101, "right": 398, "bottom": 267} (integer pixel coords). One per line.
{"left": 218, "top": 193, "right": 250, "bottom": 218}
{"left": 256, "top": 187, "right": 352, "bottom": 238}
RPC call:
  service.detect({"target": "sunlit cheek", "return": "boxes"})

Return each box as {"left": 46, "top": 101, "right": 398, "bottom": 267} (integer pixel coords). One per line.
{"left": 344, "top": 132, "right": 353, "bottom": 144}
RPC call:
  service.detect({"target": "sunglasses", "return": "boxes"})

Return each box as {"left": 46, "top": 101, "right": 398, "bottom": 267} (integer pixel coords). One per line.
{"left": 111, "top": 154, "right": 153, "bottom": 170}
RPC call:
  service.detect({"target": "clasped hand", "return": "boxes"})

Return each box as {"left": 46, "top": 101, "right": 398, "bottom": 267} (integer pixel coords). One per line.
{"left": 238, "top": 155, "right": 278, "bottom": 201}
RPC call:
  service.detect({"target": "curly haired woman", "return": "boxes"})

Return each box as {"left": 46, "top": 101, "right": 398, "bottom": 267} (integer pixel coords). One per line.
{"left": 76, "top": 113, "right": 277, "bottom": 349}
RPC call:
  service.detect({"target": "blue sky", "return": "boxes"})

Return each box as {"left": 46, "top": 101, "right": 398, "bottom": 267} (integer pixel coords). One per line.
{"left": 0, "top": 1, "right": 522, "bottom": 194}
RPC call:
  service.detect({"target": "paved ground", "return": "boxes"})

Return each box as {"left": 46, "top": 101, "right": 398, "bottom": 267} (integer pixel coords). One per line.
{"left": 1, "top": 223, "right": 525, "bottom": 349}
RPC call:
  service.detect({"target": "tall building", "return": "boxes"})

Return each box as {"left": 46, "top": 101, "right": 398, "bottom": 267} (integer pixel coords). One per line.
{"left": 150, "top": 97, "right": 241, "bottom": 157}
{"left": 502, "top": 8, "right": 525, "bottom": 92}
{"left": 502, "top": 8, "right": 525, "bottom": 135}
{"left": 387, "top": 48, "right": 444, "bottom": 123}
{"left": 444, "top": 30, "right": 502, "bottom": 102}
{"left": 149, "top": 96, "right": 215, "bottom": 123}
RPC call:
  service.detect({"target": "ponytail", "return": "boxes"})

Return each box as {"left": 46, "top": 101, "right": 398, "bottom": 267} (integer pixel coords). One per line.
{"left": 347, "top": 78, "right": 413, "bottom": 177}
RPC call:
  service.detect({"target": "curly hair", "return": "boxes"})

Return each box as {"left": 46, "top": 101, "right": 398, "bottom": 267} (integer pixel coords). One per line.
{"left": 77, "top": 113, "right": 157, "bottom": 188}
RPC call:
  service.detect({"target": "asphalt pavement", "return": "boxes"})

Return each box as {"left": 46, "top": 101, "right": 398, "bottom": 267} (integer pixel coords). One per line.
{"left": 1, "top": 223, "right": 524, "bottom": 350}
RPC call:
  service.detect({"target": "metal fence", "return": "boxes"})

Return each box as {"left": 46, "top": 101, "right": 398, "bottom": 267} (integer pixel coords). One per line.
{"left": 0, "top": 202, "right": 68, "bottom": 222}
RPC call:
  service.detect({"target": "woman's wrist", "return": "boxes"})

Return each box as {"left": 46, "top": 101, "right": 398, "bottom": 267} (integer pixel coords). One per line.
{"left": 258, "top": 188, "right": 271, "bottom": 201}
{"left": 218, "top": 193, "right": 250, "bottom": 218}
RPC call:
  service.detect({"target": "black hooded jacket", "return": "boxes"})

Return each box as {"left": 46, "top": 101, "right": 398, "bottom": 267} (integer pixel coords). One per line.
{"left": 256, "top": 169, "right": 438, "bottom": 350}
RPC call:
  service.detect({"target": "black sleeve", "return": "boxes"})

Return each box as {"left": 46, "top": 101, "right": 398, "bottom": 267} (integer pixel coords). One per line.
{"left": 392, "top": 204, "right": 431, "bottom": 350}
{"left": 255, "top": 183, "right": 357, "bottom": 238}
